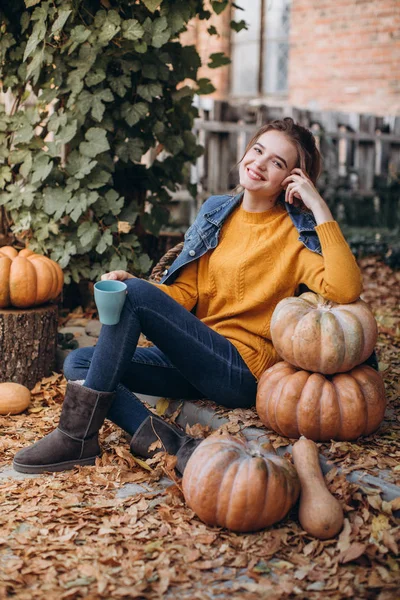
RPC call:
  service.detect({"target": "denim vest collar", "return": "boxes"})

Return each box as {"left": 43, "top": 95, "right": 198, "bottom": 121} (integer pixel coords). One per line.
{"left": 204, "top": 191, "right": 320, "bottom": 242}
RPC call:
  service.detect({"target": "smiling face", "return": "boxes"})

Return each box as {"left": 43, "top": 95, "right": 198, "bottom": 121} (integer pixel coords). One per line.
{"left": 239, "top": 130, "right": 299, "bottom": 202}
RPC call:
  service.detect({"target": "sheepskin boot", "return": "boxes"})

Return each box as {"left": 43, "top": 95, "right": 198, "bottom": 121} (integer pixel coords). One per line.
{"left": 13, "top": 381, "right": 114, "bottom": 474}
{"left": 130, "top": 415, "right": 202, "bottom": 475}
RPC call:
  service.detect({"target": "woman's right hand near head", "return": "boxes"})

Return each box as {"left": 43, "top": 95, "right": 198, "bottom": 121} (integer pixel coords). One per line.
{"left": 101, "top": 270, "right": 135, "bottom": 281}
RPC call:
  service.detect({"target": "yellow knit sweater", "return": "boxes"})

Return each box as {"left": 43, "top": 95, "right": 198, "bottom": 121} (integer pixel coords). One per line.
{"left": 154, "top": 203, "right": 363, "bottom": 380}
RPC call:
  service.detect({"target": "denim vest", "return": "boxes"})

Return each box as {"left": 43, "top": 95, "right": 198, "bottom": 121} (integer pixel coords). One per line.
{"left": 159, "top": 192, "right": 322, "bottom": 285}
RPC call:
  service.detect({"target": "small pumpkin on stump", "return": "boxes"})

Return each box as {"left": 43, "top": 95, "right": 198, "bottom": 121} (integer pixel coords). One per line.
{"left": 270, "top": 292, "right": 378, "bottom": 374}
{"left": 182, "top": 435, "right": 300, "bottom": 532}
{"left": 0, "top": 246, "right": 63, "bottom": 388}
{"left": 0, "top": 382, "right": 31, "bottom": 415}
{"left": 256, "top": 362, "right": 386, "bottom": 441}
{"left": 0, "top": 246, "right": 63, "bottom": 308}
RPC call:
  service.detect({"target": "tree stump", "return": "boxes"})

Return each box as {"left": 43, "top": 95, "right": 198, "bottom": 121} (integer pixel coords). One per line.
{"left": 0, "top": 304, "right": 58, "bottom": 389}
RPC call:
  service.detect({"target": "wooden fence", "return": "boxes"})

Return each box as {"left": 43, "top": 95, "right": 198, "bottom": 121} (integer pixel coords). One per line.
{"left": 188, "top": 103, "right": 400, "bottom": 230}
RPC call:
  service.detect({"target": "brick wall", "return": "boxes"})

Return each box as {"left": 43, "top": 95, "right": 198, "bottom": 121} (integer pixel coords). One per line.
{"left": 288, "top": 0, "right": 400, "bottom": 115}
{"left": 182, "top": 1, "right": 400, "bottom": 116}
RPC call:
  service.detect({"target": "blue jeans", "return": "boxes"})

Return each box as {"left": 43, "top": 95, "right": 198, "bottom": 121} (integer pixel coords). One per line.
{"left": 63, "top": 278, "right": 257, "bottom": 435}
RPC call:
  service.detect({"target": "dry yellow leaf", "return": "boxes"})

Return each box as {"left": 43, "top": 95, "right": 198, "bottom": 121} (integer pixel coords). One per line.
{"left": 370, "top": 514, "right": 390, "bottom": 542}
{"left": 118, "top": 221, "right": 132, "bottom": 234}
{"left": 130, "top": 455, "right": 152, "bottom": 471}
{"left": 156, "top": 397, "right": 170, "bottom": 416}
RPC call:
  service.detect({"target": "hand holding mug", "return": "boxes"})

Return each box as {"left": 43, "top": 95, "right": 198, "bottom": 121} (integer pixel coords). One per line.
{"left": 101, "top": 270, "right": 135, "bottom": 282}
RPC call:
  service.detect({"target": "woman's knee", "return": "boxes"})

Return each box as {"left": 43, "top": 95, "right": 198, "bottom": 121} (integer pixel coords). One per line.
{"left": 63, "top": 347, "right": 94, "bottom": 379}
{"left": 125, "top": 277, "right": 161, "bottom": 306}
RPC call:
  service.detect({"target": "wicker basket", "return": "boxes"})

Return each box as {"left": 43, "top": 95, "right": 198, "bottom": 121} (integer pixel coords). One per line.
{"left": 149, "top": 242, "right": 184, "bottom": 283}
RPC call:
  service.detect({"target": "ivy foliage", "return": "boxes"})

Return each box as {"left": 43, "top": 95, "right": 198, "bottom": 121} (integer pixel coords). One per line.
{"left": 0, "top": 0, "right": 234, "bottom": 283}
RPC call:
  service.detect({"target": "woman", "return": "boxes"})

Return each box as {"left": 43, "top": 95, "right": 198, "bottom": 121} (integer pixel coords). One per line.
{"left": 13, "top": 118, "right": 363, "bottom": 475}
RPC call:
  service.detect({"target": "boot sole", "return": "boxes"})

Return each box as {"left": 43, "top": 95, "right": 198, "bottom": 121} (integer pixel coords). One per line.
{"left": 12, "top": 456, "right": 99, "bottom": 474}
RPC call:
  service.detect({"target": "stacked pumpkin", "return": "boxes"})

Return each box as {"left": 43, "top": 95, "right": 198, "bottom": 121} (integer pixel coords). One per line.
{"left": 257, "top": 292, "right": 386, "bottom": 442}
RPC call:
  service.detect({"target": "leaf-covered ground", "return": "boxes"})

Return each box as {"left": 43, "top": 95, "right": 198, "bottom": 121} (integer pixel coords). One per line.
{"left": 0, "top": 258, "right": 399, "bottom": 599}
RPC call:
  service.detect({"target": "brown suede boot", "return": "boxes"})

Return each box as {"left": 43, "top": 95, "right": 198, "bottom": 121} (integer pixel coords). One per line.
{"left": 130, "top": 415, "right": 202, "bottom": 475}
{"left": 13, "top": 382, "right": 114, "bottom": 474}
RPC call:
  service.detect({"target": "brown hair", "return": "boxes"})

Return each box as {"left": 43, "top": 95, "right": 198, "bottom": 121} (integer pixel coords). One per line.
{"left": 242, "top": 117, "right": 322, "bottom": 184}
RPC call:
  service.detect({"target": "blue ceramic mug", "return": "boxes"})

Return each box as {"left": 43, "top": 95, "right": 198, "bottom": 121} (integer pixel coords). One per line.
{"left": 94, "top": 280, "right": 127, "bottom": 325}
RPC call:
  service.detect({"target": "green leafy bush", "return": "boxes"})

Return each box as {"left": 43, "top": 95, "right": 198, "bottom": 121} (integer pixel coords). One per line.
{"left": 0, "top": 0, "right": 232, "bottom": 283}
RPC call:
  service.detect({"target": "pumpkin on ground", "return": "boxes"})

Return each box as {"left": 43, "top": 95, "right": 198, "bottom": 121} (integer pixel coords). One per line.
{"left": 270, "top": 292, "right": 378, "bottom": 374}
{"left": 182, "top": 435, "right": 300, "bottom": 532}
{"left": 0, "top": 246, "right": 63, "bottom": 308}
{"left": 0, "top": 382, "right": 31, "bottom": 415}
{"left": 292, "top": 437, "right": 344, "bottom": 539}
{"left": 256, "top": 361, "right": 386, "bottom": 442}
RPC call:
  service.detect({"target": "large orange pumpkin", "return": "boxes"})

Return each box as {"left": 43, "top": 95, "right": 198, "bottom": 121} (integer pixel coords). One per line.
{"left": 182, "top": 435, "right": 300, "bottom": 532}
{"left": 0, "top": 246, "right": 63, "bottom": 308}
{"left": 270, "top": 292, "right": 378, "bottom": 374}
{"left": 256, "top": 361, "right": 386, "bottom": 442}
